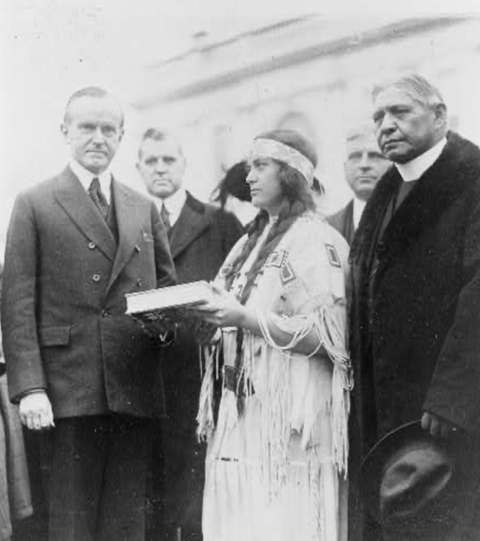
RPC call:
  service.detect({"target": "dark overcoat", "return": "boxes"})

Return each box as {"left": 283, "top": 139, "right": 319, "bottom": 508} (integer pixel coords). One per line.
{"left": 158, "top": 191, "right": 243, "bottom": 539}
{"left": 349, "top": 132, "right": 480, "bottom": 539}
{"left": 1, "top": 166, "right": 176, "bottom": 420}
{"left": 327, "top": 199, "right": 355, "bottom": 245}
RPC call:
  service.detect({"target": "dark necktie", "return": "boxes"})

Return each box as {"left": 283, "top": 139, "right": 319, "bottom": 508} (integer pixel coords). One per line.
{"left": 88, "top": 177, "right": 109, "bottom": 219}
{"left": 160, "top": 203, "right": 171, "bottom": 231}
{"left": 392, "top": 180, "right": 416, "bottom": 214}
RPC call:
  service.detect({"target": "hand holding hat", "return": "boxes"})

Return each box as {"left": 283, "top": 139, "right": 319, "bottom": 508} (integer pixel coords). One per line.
{"left": 421, "top": 411, "right": 459, "bottom": 439}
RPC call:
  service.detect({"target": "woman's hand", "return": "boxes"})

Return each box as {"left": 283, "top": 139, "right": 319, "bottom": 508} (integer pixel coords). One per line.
{"left": 192, "top": 320, "right": 220, "bottom": 345}
{"left": 190, "top": 284, "right": 249, "bottom": 328}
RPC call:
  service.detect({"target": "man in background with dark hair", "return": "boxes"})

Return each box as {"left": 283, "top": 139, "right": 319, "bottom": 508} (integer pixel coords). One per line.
{"left": 137, "top": 129, "right": 243, "bottom": 541}
{"left": 328, "top": 125, "right": 390, "bottom": 245}
{"left": 1, "top": 87, "right": 176, "bottom": 541}
{"left": 350, "top": 74, "right": 480, "bottom": 540}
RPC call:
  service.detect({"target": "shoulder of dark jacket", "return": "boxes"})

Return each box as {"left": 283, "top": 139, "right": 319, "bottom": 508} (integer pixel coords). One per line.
{"left": 327, "top": 201, "right": 352, "bottom": 226}
{"left": 111, "top": 178, "right": 155, "bottom": 207}
{"left": 445, "top": 131, "right": 480, "bottom": 184}
{"left": 16, "top": 168, "right": 67, "bottom": 201}
{"left": 185, "top": 191, "right": 242, "bottom": 227}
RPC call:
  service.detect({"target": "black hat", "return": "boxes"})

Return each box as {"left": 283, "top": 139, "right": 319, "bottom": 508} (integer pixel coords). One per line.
{"left": 360, "top": 421, "right": 456, "bottom": 525}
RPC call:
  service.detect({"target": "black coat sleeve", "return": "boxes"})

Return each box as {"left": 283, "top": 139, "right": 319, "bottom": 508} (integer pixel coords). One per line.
{"left": 1, "top": 193, "right": 47, "bottom": 402}
{"left": 424, "top": 195, "right": 480, "bottom": 433}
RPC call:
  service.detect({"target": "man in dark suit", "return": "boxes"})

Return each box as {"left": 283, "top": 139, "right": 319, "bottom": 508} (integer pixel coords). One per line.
{"left": 1, "top": 87, "right": 176, "bottom": 541}
{"left": 349, "top": 74, "right": 480, "bottom": 540}
{"left": 136, "top": 129, "right": 243, "bottom": 541}
{"left": 328, "top": 125, "right": 389, "bottom": 245}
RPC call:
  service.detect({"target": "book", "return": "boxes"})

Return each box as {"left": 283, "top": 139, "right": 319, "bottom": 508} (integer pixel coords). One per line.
{"left": 125, "top": 280, "right": 213, "bottom": 316}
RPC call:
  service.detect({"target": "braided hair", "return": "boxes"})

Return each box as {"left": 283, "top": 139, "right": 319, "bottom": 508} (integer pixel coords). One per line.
{"left": 223, "top": 129, "right": 318, "bottom": 305}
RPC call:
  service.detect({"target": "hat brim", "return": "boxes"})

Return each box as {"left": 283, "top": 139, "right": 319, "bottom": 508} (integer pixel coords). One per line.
{"left": 360, "top": 420, "right": 442, "bottom": 522}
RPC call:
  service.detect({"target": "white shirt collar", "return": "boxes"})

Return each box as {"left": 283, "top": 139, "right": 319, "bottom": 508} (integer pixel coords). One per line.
{"left": 395, "top": 137, "right": 447, "bottom": 182}
{"left": 152, "top": 188, "right": 187, "bottom": 227}
{"left": 352, "top": 197, "right": 367, "bottom": 230}
{"left": 69, "top": 160, "right": 112, "bottom": 204}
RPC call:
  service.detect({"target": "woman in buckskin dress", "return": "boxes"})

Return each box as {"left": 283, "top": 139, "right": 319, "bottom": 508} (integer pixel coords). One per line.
{"left": 194, "top": 129, "right": 351, "bottom": 541}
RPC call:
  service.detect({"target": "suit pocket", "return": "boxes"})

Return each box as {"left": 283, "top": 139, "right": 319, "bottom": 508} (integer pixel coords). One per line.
{"left": 39, "top": 326, "right": 71, "bottom": 346}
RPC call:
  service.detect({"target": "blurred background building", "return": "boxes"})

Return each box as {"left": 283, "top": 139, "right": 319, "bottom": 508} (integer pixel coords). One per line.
{"left": 131, "top": 14, "right": 480, "bottom": 213}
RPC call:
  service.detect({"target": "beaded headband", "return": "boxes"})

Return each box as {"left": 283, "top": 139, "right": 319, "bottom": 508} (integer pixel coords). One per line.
{"left": 249, "top": 137, "right": 315, "bottom": 187}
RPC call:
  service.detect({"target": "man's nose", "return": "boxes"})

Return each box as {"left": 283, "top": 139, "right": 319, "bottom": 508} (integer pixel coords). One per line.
{"left": 92, "top": 127, "right": 105, "bottom": 143}
{"left": 379, "top": 112, "right": 396, "bottom": 134}
{"left": 155, "top": 160, "right": 167, "bottom": 173}
{"left": 246, "top": 169, "right": 255, "bottom": 183}
{"left": 359, "top": 152, "right": 371, "bottom": 169}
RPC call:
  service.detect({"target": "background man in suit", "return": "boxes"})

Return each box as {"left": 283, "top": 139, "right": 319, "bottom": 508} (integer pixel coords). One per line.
{"left": 136, "top": 129, "right": 243, "bottom": 541}
{"left": 349, "top": 74, "right": 480, "bottom": 540}
{"left": 1, "top": 87, "right": 176, "bottom": 541}
{"left": 328, "top": 125, "right": 389, "bottom": 245}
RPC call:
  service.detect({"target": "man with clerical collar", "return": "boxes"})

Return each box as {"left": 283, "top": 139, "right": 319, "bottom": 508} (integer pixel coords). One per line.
{"left": 136, "top": 129, "right": 243, "bottom": 541}
{"left": 328, "top": 125, "right": 390, "bottom": 245}
{"left": 349, "top": 74, "right": 480, "bottom": 540}
{"left": 1, "top": 87, "right": 176, "bottom": 541}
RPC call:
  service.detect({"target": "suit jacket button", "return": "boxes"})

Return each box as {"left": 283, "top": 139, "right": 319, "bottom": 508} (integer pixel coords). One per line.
{"left": 101, "top": 309, "right": 110, "bottom": 318}
{"left": 137, "top": 279, "right": 142, "bottom": 287}
{"left": 92, "top": 273, "right": 101, "bottom": 282}
{"left": 88, "top": 241, "right": 96, "bottom": 250}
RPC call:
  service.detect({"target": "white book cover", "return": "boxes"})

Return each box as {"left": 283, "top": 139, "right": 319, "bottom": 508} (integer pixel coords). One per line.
{"left": 125, "top": 280, "right": 213, "bottom": 315}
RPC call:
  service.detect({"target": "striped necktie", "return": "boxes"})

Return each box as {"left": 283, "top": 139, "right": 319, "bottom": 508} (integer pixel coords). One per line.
{"left": 88, "top": 177, "right": 109, "bottom": 219}
{"left": 160, "top": 203, "right": 171, "bottom": 231}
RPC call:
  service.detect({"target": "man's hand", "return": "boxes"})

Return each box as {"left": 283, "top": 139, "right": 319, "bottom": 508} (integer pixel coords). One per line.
{"left": 19, "top": 391, "right": 55, "bottom": 431}
{"left": 421, "top": 411, "right": 458, "bottom": 439}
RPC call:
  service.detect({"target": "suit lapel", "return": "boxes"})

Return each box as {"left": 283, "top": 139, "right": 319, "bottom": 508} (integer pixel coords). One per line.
{"left": 54, "top": 166, "right": 116, "bottom": 261}
{"left": 106, "top": 180, "right": 147, "bottom": 293}
{"left": 169, "top": 193, "right": 211, "bottom": 259}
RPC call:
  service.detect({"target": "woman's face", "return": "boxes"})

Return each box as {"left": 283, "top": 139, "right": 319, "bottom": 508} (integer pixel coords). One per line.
{"left": 246, "top": 156, "right": 284, "bottom": 216}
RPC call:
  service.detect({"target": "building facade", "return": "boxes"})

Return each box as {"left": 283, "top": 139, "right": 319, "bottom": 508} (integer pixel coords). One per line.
{"left": 131, "top": 15, "right": 480, "bottom": 212}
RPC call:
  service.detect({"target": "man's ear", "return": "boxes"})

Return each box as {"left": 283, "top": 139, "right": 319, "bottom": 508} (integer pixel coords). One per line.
{"left": 118, "top": 127, "right": 125, "bottom": 143}
{"left": 343, "top": 162, "right": 351, "bottom": 187}
{"left": 432, "top": 103, "right": 447, "bottom": 128}
{"left": 60, "top": 122, "right": 68, "bottom": 138}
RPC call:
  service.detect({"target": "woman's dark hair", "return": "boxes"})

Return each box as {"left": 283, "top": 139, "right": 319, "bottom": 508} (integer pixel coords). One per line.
{"left": 312, "top": 176, "right": 325, "bottom": 196}
{"left": 224, "top": 129, "right": 317, "bottom": 304}
{"left": 212, "top": 161, "right": 251, "bottom": 207}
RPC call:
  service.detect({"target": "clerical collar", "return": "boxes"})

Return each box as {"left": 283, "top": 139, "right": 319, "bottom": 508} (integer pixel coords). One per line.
{"left": 352, "top": 197, "right": 366, "bottom": 230}
{"left": 395, "top": 137, "right": 447, "bottom": 182}
{"left": 153, "top": 188, "right": 187, "bottom": 228}
{"left": 70, "top": 160, "right": 112, "bottom": 204}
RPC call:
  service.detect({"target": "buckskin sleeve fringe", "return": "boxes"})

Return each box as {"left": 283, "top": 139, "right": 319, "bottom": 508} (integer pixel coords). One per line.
{"left": 257, "top": 303, "right": 352, "bottom": 477}
{"left": 196, "top": 342, "right": 220, "bottom": 442}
